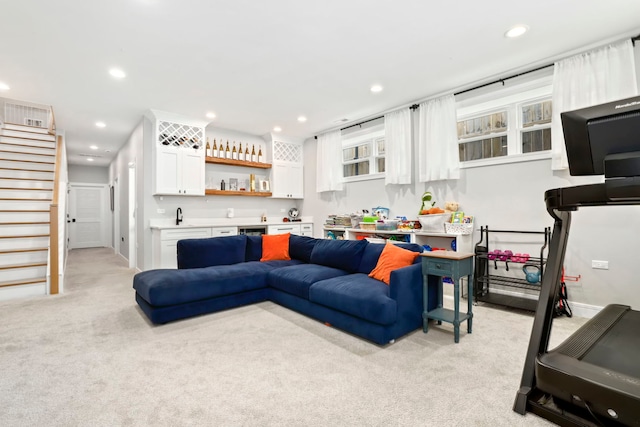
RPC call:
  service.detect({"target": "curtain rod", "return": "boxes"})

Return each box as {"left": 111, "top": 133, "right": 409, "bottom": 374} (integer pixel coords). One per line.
{"left": 316, "top": 33, "right": 640, "bottom": 139}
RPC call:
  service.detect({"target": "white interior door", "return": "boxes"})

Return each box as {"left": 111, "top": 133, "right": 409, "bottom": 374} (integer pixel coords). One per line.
{"left": 68, "top": 183, "right": 107, "bottom": 249}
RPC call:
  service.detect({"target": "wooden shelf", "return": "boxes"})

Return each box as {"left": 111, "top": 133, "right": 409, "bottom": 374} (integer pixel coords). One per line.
{"left": 205, "top": 156, "right": 271, "bottom": 169}
{"left": 205, "top": 189, "right": 272, "bottom": 197}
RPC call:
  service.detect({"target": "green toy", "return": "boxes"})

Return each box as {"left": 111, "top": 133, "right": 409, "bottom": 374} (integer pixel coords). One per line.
{"left": 419, "top": 191, "right": 435, "bottom": 214}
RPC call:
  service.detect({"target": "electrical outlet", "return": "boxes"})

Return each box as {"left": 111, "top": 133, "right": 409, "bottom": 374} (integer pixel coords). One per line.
{"left": 592, "top": 260, "right": 609, "bottom": 270}
{"left": 280, "top": 208, "right": 286, "bottom": 213}
{"left": 157, "top": 208, "right": 165, "bottom": 214}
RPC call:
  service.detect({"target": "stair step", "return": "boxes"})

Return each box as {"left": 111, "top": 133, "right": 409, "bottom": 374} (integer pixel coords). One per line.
{"left": 2, "top": 123, "right": 52, "bottom": 134}
{"left": 0, "top": 262, "right": 47, "bottom": 270}
{"left": 0, "top": 129, "right": 55, "bottom": 141}
{"left": 0, "top": 167, "right": 55, "bottom": 179}
{"left": 0, "top": 249, "right": 48, "bottom": 265}
{"left": 0, "top": 135, "right": 56, "bottom": 149}
{"left": 0, "top": 179, "right": 54, "bottom": 190}
{"left": 0, "top": 151, "right": 55, "bottom": 163}
{"left": 0, "top": 235, "right": 49, "bottom": 251}
{"left": 0, "top": 189, "right": 52, "bottom": 199}
{"left": 0, "top": 247, "right": 48, "bottom": 254}
{"left": 0, "top": 278, "right": 47, "bottom": 289}
{"left": 0, "top": 200, "right": 53, "bottom": 211}
{"left": 0, "top": 264, "right": 47, "bottom": 282}
{"left": 0, "top": 143, "right": 56, "bottom": 156}
{"left": 0, "top": 211, "right": 49, "bottom": 223}
{"left": 0, "top": 233, "right": 50, "bottom": 239}
{"left": 0, "top": 224, "right": 50, "bottom": 236}
{"left": 0, "top": 148, "right": 55, "bottom": 158}
{"left": 0, "top": 160, "right": 55, "bottom": 171}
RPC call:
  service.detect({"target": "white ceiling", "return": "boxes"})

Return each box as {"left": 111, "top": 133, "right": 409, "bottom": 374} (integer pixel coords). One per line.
{"left": 1, "top": 0, "right": 639, "bottom": 166}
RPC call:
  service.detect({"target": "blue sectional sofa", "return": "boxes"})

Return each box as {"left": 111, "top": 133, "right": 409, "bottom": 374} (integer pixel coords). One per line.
{"left": 133, "top": 234, "right": 436, "bottom": 345}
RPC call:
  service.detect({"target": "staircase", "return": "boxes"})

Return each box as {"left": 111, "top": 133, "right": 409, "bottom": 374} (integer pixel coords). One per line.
{"left": 0, "top": 123, "right": 56, "bottom": 297}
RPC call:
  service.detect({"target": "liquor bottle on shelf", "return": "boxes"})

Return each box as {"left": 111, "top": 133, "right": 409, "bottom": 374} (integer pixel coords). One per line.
{"left": 232, "top": 142, "right": 238, "bottom": 160}
{"left": 225, "top": 141, "right": 231, "bottom": 159}
{"left": 250, "top": 174, "right": 256, "bottom": 192}
{"left": 257, "top": 145, "right": 263, "bottom": 163}
{"left": 238, "top": 143, "right": 244, "bottom": 161}
{"left": 212, "top": 139, "right": 218, "bottom": 157}
{"left": 193, "top": 138, "right": 200, "bottom": 149}
{"left": 245, "top": 144, "right": 250, "bottom": 162}
{"left": 251, "top": 145, "right": 256, "bottom": 162}
{"left": 206, "top": 138, "right": 211, "bottom": 157}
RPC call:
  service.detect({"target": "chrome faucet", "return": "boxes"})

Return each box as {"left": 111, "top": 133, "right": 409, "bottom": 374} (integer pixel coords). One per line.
{"left": 176, "top": 207, "right": 183, "bottom": 226}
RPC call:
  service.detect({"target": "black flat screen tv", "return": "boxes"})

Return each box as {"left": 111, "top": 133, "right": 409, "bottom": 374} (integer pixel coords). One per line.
{"left": 561, "top": 95, "right": 640, "bottom": 177}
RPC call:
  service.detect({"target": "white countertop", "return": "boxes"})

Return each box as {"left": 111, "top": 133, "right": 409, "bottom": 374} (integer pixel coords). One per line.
{"left": 150, "top": 216, "right": 314, "bottom": 230}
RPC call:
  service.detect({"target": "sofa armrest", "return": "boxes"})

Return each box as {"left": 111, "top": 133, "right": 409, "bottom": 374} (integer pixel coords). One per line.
{"left": 389, "top": 263, "right": 422, "bottom": 303}
{"left": 389, "top": 263, "right": 436, "bottom": 324}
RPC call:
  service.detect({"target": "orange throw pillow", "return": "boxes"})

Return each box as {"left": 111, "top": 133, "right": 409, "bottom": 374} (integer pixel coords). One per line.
{"left": 260, "top": 233, "right": 291, "bottom": 261}
{"left": 369, "top": 243, "right": 419, "bottom": 285}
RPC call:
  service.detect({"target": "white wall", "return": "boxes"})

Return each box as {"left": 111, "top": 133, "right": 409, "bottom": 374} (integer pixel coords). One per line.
{"left": 68, "top": 164, "right": 109, "bottom": 184}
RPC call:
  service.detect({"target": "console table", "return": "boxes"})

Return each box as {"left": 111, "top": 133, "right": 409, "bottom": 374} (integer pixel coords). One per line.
{"left": 421, "top": 251, "right": 474, "bottom": 343}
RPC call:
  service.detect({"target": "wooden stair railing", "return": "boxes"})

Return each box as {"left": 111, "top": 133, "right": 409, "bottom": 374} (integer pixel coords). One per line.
{"left": 49, "top": 134, "right": 61, "bottom": 294}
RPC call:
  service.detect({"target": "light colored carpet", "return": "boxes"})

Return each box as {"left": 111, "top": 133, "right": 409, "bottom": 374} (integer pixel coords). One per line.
{"left": 0, "top": 247, "right": 586, "bottom": 426}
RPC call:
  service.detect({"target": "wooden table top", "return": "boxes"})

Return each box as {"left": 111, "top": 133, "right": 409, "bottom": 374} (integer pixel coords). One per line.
{"left": 420, "top": 251, "right": 474, "bottom": 260}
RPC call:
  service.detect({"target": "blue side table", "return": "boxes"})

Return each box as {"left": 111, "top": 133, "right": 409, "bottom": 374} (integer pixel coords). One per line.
{"left": 421, "top": 251, "right": 474, "bottom": 343}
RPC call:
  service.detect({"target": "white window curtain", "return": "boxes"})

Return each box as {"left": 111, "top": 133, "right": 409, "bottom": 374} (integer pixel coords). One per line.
{"left": 551, "top": 39, "right": 638, "bottom": 170}
{"left": 418, "top": 94, "right": 460, "bottom": 182}
{"left": 316, "top": 129, "right": 344, "bottom": 193}
{"left": 384, "top": 108, "right": 412, "bottom": 185}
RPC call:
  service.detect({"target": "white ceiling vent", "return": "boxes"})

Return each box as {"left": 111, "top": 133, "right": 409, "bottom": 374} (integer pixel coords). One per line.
{"left": 78, "top": 153, "right": 103, "bottom": 158}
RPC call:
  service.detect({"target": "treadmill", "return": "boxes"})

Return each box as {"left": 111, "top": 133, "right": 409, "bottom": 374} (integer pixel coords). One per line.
{"left": 513, "top": 95, "right": 640, "bottom": 427}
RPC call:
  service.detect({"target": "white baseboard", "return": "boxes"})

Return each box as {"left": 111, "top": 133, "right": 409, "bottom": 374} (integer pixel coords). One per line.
{"left": 445, "top": 287, "right": 603, "bottom": 319}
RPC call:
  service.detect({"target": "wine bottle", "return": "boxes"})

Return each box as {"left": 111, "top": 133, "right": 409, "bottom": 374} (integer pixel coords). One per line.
{"left": 225, "top": 141, "right": 231, "bottom": 159}
{"left": 238, "top": 143, "right": 244, "bottom": 161}
{"left": 212, "top": 139, "right": 218, "bottom": 157}
{"left": 245, "top": 145, "right": 250, "bottom": 162}
{"left": 232, "top": 142, "right": 238, "bottom": 160}
{"left": 251, "top": 145, "right": 256, "bottom": 162}
{"left": 257, "top": 145, "right": 263, "bottom": 163}
{"left": 206, "top": 138, "right": 211, "bottom": 157}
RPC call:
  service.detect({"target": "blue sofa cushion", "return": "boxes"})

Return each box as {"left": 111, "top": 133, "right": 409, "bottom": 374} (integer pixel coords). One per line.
{"left": 357, "top": 242, "right": 423, "bottom": 274}
{"left": 177, "top": 235, "right": 247, "bottom": 269}
{"left": 267, "top": 264, "right": 349, "bottom": 300}
{"left": 245, "top": 235, "right": 263, "bottom": 262}
{"left": 134, "top": 260, "right": 302, "bottom": 306}
{"left": 309, "top": 274, "right": 397, "bottom": 325}
{"left": 310, "top": 239, "right": 368, "bottom": 273}
{"left": 289, "top": 234, "right": 317, "bottom": 263}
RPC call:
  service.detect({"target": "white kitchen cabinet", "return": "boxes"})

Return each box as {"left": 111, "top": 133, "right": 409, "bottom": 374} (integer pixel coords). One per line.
{"left": 148, "top": 110, "right": 206, "bottom": 196}
{"left": 263, "top": 134, "right": 304, "bottom": 199}
{"left": 153, "top": 227, "right": 212, "bottom": 269}
{"left": 300, "top": 223, "right": 313, "bottom": 237}
{"left": 267, "top": 224, "right": 301, "bottom": 235}
{"left": 267, "top": 223, "right": 313, "bottom": 236}
{"left": 211, "top": 226, "right": 238, "bottom": 237}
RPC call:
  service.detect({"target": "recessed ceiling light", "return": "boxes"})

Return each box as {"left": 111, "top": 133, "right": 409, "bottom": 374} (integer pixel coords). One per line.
{"left": 0, "top": 82, "right": 9, "bottom": 91}
{"left": 273, "top": 126, "right": 282, "bottom": 132}
{"left": 90, "top": 145, "right": 98, "bottom": 150}
{"left": 505, "top": 25, "right": 528, "bottom": 38}
{"left": 206, "top": 112, "right": 216, "bottom": 119}
{"left": 95, "top": 121, "right": 106, "bottom": 128}
{"left": 370, "top": 84, "right": 383, "bottom": 93}
{"left": 297, "top": 116, "right": 307, "bottom": 123}
{"left": 87, "top": 158, "right": 94, "bottom": 162}
{"left": 109, "top": 68, "right": 126, "bottom": 79}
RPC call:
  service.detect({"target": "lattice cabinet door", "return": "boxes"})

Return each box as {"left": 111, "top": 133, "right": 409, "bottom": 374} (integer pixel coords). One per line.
{"left": 153, "top": 119, "right": 205, "bottom": 196}
{"left": 272, "top": 140, "right": 303, "bottom": 163}
{"left": 267, "top": 138, "right": 304, "bottom": 198}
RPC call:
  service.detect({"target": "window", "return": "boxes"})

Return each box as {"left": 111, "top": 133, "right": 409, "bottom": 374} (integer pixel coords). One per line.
{"left": 521, "top": 100, "right": 552, "bottom": 153}
{"left": 456, "top": 81, "right": 553, "bottom": 165}
{"left": 341, "top": 125, "right": 385, "bottom": 180}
